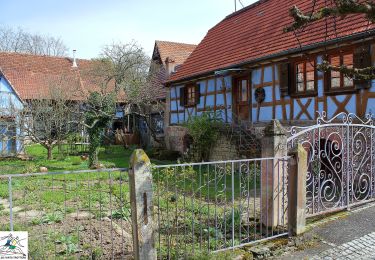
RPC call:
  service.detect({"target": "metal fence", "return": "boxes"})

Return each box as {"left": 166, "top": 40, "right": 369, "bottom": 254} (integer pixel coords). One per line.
{"left": 152, "top": 157, "right": 289, "bottom": 259}
{"left": 1, "top": 156, "right": 291, "bottom": 259}
{"left": 0, "top": 168, "right": 132, "bottom": 259}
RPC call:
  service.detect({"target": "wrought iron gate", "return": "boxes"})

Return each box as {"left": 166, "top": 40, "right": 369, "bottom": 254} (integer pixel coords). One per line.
{"left": 287, "top": 112, "right": 375, "bottom": 217}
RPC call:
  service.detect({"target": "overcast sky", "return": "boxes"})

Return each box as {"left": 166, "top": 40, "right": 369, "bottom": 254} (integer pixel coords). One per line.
{"left": 0, "top": 0, "right": 257, "bottom": 59}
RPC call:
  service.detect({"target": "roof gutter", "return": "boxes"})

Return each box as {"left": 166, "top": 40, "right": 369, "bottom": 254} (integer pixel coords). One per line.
{"left": 167, "top": 29, "right": 375, "bottom": 86}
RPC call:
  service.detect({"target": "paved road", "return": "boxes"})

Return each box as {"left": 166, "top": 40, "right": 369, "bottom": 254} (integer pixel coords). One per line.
{"left": 279, "top": 203, "right": 375, "bottom": 259}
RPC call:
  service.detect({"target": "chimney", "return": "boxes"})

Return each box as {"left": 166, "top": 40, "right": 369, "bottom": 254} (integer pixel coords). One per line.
{"left": 165, "top": 57, "right": 175, "bottom": 76}
{"left": 72, "top": 49, "right": 78, "bottom": 68}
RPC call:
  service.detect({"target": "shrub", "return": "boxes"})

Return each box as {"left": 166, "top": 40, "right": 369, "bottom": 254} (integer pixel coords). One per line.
{"left": 185, "top": 112, "right": 222, "bottom": 161}
{"left": 103, "top": 162, "right": 116, "bottom": 168}
{"left": 22, "top": 162, "right": 38, "bottom": 173}
{"left": 71, "top": 157, "right": 82, "bottom": 166}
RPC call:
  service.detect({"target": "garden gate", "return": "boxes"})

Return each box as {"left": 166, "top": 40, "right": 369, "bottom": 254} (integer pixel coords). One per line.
{"left": 287, "top": 112, "right": 375, "bottom": 217}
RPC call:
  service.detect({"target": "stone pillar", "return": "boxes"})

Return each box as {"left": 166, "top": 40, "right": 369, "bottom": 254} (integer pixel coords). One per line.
{"left": 261, "top": 120, "right": 287, "bottom": 228}
{"left": 129, "top": 149, "right": 156, "bottom": 260}
{"left": 288, "top": 144, "right": 308, "bottom": 236}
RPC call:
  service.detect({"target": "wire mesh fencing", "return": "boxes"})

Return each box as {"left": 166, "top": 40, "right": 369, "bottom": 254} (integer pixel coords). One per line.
{"left": 0, "top": 168, "right": 132, "bottom": 260}
{"left": 152, "top": 157, "right": 289, "bottom": 259}
{"left": 1, "top": 155, "right": 290, "bottom": 259}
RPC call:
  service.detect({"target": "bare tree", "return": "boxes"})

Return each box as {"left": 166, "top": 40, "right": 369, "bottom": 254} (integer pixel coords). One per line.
{"left": 99, "top": 41, "right": 165, "bottom": 143}
{"left": 77, "top": 41, "right": 165, "bottom": 167}
{"left": 284, "top": 0, "right": 375, "bottom": 80}
{"left": 0, "top": 25, "right": 68, "bottom": 56}
{"left": 20, "top": 75, "right": 81, "bottom": 159}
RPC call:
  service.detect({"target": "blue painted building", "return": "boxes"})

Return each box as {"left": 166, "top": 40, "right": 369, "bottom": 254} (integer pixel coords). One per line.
{"left": 165, "top": 0, "right": 375, "bottom": 129}
{"left": 0, "top": 76, "right": 24, "bottom": 156}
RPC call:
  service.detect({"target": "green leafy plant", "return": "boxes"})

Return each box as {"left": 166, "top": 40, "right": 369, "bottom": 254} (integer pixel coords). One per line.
{"left": 185, "top": 111, "right": 222, "bottom": 161}
{"left": 33, "top": 211, "right": 64, "bottom": 225}
{"left": 92, "top": 247, "right": 103, "bottom": 259}
{"left": 222, "top": 209, "right": 242, "bottom": 234}
{"left": 56, "top": 235, "right": 79, "bottom": 255}
{"left": 22, "top": 162, "right": 38, "bottom": 173}
{"left": 111, "top": 206, "right": 131, "bottom": 220}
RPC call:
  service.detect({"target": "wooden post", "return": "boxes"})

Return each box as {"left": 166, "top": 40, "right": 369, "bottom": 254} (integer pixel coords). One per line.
{"left": 261, "top": 119, "right": 287, "bottom": 227}
{"left": 288, "top": 144, "right": 308, "bottom": 236}
{"left": 129, "top": 149, "right": 156, "bottom": 260}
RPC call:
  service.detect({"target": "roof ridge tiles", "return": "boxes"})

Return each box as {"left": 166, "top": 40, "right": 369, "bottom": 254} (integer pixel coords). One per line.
{"left": 224, "top": 0, "right": 269, "bottom": 20}
{"left": 155, "top": 40, "right": 197, "bottom": 47}
{"left": 0, "top": 51, "right": 92, "bottom": 62}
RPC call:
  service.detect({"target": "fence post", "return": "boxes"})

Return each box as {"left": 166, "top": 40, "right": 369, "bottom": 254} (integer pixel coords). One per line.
{"left": 129, "top": 149, "right": 156, "bottom": 260}
{"left": 8, "top": 176, "right": 13, "bottom": 231}
{"left": 261, "top": 119, "right": 287, "bottom": 227}
{"left": 288, "top": 144, "right": 307, "bottom": 236}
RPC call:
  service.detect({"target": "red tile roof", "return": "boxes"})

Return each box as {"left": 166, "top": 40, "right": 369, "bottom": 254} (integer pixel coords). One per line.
{"left": 150, "top": 66, "right": 168, "bottom": 100}
{"left": 169, "top": 0, "right": 375, "bottom": 83}
{"left": 152, "top": 41, "right": 197, "bottom": 99}
{"left": 154, "top": 41, "right": 196, "bottom": 66}
{"left": 0, "top": 52, "right": 118, "bottom": 101}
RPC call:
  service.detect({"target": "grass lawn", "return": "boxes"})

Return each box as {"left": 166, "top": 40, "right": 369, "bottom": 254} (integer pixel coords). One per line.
{"left": 0, "top": 144, "right": 173, "bottom": 175}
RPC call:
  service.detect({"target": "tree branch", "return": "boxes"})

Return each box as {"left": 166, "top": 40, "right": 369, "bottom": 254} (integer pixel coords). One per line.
{"left": 284, "top": 0, "right": 375, "bottom": 33}
{"left": 317, "top": 60, "right": 375, "bottom": 80}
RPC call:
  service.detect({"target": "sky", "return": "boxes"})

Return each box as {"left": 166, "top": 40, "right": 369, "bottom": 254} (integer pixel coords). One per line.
{"left": 0, "top": 0, "right": 257, "bottom": 59}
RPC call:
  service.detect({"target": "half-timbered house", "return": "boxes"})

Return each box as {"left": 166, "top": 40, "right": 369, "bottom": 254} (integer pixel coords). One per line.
{"left": 0, "top": 51, "right": 126, "bottom": 157}
{"left": 164, "top": 0, "right": 375, "bottom": 156}
{"left": 140, "top": 41, "right": 196, "bottom": 146}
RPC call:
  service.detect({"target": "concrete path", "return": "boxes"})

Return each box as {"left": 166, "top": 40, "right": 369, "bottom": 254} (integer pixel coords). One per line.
{"left": 279, "top": 203, "right": 375, "bottom": 259}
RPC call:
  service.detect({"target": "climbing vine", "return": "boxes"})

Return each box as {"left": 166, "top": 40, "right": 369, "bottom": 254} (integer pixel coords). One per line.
{"left": 84, "top": 91, "right": 116, "bottom": 168}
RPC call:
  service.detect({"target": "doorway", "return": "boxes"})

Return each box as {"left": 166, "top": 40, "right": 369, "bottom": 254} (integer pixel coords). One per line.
{"left": 233, "top": 76, "right": 251, "bottom": 122}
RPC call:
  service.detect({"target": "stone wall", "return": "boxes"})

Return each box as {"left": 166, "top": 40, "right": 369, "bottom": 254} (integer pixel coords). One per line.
{"left": 164, "top": 125, "right": 273, "bottom": 161}
{"left": 209, "top": 134, "right": 240, "bottom": 161}
{"left": 164, "top": 126, "right": 188, "bottom": 154}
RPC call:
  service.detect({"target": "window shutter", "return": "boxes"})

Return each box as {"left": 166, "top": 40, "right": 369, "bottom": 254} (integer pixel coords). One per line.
{"left": 279, "top": 63, "right": 291, "bottom": 96}
{"left": 195, "top": 84, "right": 201, "bottom": 105}
{"left": 323, "top": 55, "right": 331, "bottom": 91}
{"left": 354, "top": 44, "right": 371, "bottom": 89}
{"left": 179, "top": 87, "right": 186, "bottom": 107}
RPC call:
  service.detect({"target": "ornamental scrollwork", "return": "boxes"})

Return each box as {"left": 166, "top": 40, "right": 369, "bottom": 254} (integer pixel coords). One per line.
{"left": 287, "top": 111, "right": 375, "bottom": 216}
